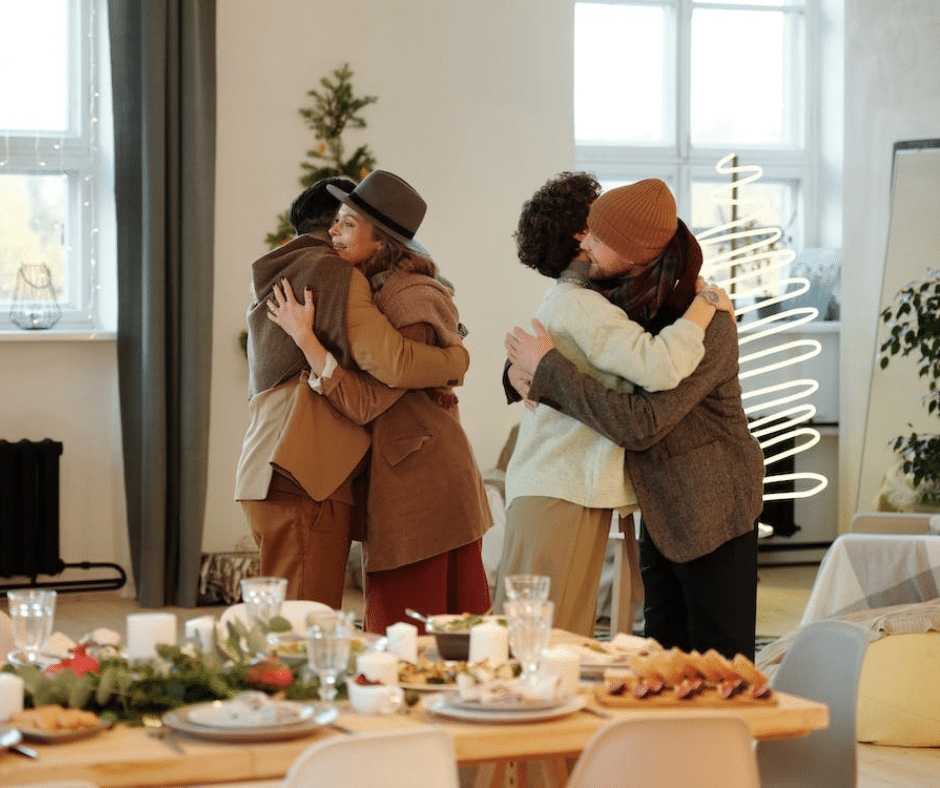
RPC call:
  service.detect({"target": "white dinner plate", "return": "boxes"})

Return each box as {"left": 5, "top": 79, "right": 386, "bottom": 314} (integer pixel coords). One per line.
{"left": 163, "top": 702, "right": 336, "bottom": 742}
{"left": 421, "top": 692, "right": 585, "bottom": 723}
{"left": 448, "top": 695, "right": 560, "bottom": 712}
{"left": 187, "top": 698, "right": 314, "bottom": 728}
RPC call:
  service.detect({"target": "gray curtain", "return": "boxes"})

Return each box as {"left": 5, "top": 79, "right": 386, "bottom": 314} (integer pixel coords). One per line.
{"left": 109, "top": 0, "right": 216, "bottom": 607}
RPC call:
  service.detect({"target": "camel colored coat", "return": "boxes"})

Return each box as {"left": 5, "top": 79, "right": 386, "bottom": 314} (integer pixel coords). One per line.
{"left": 318, "top": 272, "right": 492, "bottom": 571}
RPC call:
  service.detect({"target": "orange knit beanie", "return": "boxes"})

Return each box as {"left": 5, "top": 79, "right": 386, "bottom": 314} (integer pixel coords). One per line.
{"left": 587, "top": 179, "right": 678, "bottom": 264}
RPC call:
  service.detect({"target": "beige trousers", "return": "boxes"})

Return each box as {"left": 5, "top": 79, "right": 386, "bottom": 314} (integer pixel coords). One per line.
{"left": 495, "top": 496, "right": 637, "bottom": 638}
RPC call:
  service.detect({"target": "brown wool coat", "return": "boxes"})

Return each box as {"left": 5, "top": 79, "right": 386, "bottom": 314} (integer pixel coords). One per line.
{"left": 318, "top": 272, "right": 493, "bottom": 571}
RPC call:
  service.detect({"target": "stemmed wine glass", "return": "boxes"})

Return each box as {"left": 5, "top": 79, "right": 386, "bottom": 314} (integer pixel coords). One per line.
{"left": 505, "top": 598, "right": 554, "bottom": 685}
{"left": 306, "top": 610, "right": 354, "bottom": 702}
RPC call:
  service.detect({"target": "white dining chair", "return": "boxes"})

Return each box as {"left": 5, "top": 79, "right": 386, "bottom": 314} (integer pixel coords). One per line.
{"left": 219, "top": 599, "right": 333, "bottom": 634}
{"left": 281, "top": 727, "right": 460, "bottom": 788}
{"left": 565, "top": 714, "right": 760, "bottom": 788}
{"left": 757, "top": 618, "right": 870, "bottom": 788}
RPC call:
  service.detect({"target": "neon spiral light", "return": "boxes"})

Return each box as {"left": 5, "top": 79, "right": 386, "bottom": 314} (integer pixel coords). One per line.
{"left": 698, "top": 153, "right": 828, "bottom": 507}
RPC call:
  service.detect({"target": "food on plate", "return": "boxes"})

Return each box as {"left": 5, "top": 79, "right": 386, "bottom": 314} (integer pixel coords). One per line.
{"left": 601, "top": 647, "right": 772, "bottom": 701}
{"left": 10, "top": 704, "right": 101, "bottom": 733}
{"left": 455, "top": 673, "right": 560, "bottom": 707}
{"left": 398, "top": 655, "right": 516, "bottom": 687}
{"left": 428, "top": 613, "right": 506, "bottom": 632}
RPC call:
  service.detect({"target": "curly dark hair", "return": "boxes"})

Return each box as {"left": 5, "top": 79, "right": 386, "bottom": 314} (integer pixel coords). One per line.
{"left": 514, "top": 171, "right": 601, "bottom": 278}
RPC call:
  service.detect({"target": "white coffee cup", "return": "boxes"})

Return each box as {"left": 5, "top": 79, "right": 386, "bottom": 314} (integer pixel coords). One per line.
{"left": 356, "top": 650, "right": 399, "bottom": 686}
{"left": 0, "top": 673, "right": 24, "bottom": 722}
{"left": 540, "top": 645, "right": 580, "bottom": 698}
{"left": 347, "top": 681, "right": 405, "bottom": 715}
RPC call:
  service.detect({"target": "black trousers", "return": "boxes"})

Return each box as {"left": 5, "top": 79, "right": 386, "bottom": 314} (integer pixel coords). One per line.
{"left": 639, "top": 520, "right": 759, "bottom": 660}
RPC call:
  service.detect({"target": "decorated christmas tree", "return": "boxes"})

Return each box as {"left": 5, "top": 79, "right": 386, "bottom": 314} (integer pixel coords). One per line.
{"left": 265, "top": 64, "right": 378, "bottom": 248}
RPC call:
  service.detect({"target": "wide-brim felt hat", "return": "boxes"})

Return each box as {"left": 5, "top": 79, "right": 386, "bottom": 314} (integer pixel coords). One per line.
{"left": 327, "top": 170, "right": 429, "bottom": 255}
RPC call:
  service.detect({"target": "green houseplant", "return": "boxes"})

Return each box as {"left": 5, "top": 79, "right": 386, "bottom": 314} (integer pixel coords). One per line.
{"left": 878, "top": 268, "right": 940, "bottom": 507}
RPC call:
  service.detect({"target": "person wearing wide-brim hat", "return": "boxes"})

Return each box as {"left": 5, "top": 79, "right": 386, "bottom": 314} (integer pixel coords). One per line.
{"left": 269, "top": 169, "right": 493, "bottom": 633}
{"left": 236, "top": 175, "right": 471, "bottom": 607}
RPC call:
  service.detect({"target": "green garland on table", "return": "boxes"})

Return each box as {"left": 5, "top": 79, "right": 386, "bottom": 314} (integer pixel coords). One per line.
{"left": 0, "top": 617, "right": 355, "bottom": 724}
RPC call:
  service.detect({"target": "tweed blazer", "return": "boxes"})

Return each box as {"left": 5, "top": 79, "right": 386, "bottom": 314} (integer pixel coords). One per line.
{"left": 317, "top": 272, "right": 492, "bottom": 572}
{"left": 528, "top": 313, "right": 764, "bottom": 563}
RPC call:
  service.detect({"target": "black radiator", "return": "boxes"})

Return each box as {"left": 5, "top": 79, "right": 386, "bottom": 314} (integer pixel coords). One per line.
{"left": 0, "top": 438, "right": 125, "bottom": 593}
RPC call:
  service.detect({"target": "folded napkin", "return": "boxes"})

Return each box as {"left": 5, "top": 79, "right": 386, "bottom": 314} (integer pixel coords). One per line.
{"left": 562, "top": 634, "right": 660, "bottom": 664}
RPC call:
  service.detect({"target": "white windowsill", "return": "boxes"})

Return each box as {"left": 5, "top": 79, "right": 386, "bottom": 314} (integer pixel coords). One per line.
{"left": 0, "top": 329, "right": 117, "bottom": 342}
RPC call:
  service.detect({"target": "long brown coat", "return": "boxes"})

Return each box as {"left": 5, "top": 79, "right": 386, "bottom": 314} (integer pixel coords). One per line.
{"left": 318, "top": 271, "right": 492, "bottom": 571}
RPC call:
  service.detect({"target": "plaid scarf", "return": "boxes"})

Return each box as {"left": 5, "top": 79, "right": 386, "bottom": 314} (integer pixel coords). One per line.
{"left": 594, "top": 218, "right": 702, "bottom": 334}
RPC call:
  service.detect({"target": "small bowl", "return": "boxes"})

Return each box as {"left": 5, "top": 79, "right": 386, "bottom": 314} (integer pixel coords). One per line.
{"left": 347, "top": 680, "right": 404, "bottom": 715}
{"left": 426, "top": 615, "right": 504, "bottom": 661}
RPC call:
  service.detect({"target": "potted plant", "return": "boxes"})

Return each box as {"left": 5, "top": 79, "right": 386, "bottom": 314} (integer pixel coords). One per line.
{"left": 878, "top": 268, "right": 940, "bottom": 509}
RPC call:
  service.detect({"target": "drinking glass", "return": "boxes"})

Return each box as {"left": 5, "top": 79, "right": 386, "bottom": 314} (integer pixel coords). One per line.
{"left": 7, "top": 589, "right": 56, "bottom": 661}
{"left": 240, "top": 577, "right": 287, "bottom": 628}
{"left": 503, "top": 574, "right": 550, "bottom": 603}
{"left": 505, "top": 598, "right": 553, "bottom": 685}
{"left": 306, "top": 610, "right": 354, "bottom": 702}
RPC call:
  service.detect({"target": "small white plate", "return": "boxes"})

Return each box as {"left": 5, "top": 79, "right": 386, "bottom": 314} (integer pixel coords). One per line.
{"left": 6, "top": 649, "right": 62, "bottom": 670}
{"left": 421, "top": 692, "right": 585, "bottom": 723}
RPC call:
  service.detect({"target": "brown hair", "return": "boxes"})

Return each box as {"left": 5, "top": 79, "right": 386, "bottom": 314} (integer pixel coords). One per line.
{"left": 360, "top": 223, "right": 438, "bottom": 284}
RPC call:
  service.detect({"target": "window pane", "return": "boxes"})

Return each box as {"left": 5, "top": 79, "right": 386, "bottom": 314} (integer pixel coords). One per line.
{"left": 690, "top": 8, "right": 803, "bottom": 146}
{"left": 692, "top": 177, "right": 798, "bottom": 302}
{"left": 0, "top": 174, "right": 67, "bottom": 305}
{"left": 575, "top": 3, "right": 668, "bottom": 144}
{"left": 0, "top": 0, "right": 70, "bottom": 132}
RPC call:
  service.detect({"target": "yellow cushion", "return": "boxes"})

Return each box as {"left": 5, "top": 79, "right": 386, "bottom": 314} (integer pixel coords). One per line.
{"left": 857, "top": 632, "right": 940, "bottom": 746}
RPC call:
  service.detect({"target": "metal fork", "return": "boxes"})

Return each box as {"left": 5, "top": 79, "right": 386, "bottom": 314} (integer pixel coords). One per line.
{"left": 143, "top": 714, "right": 185, "bottom": 754}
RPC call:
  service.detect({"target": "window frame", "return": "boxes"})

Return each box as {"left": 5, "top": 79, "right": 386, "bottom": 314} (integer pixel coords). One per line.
{"left": 575, "top": 0, "right": 825, "bottom": 251}
{"left": 0, "top": 0, "right": 109, "bottom": 333}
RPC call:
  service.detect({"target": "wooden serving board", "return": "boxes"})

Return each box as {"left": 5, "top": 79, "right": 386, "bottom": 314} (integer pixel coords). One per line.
{"left": 594, "top": 685, "right": 777, "bottom": 708}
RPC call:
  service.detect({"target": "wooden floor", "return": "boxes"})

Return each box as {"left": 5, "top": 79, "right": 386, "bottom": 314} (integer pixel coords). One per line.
{"left": 33, "top": 565, "right": 940, "bottom": 787}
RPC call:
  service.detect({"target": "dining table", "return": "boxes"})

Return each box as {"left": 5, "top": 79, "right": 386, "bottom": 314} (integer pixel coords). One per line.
{"left": 0, "top": 630, "right": 829, "bottom": 788}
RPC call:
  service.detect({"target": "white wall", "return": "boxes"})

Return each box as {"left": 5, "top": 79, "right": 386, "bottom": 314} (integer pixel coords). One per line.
{"left": 205, "top": 0, "right": 575, "bottom": 552}
{"left": 839, "top": 0, "right": 940, "bottom": 528}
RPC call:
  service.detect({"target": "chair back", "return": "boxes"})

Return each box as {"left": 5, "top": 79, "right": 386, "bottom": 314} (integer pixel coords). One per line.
{"left": 758, "top": 619, "right": 870, "bottom": 788}
{"left": 282, "top": 727, "right": 460, "bottom": 788}
{"left": 566, "top": 714, "right": 759, "bottom": 788}
{"left": 850, "top": 511, "right": 931, "bottom": 534}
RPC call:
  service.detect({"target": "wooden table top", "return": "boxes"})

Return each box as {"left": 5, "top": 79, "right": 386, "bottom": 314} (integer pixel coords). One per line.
{"left": 0, "top": 690, "right": 827, "bottom": 788}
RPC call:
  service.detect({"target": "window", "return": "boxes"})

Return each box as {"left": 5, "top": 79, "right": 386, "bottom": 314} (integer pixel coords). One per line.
{"left": 0, "top": 0, "right": 112, "bottom": 331}
{"left": 575, "top": 0, "right": 840, "bottom": 319}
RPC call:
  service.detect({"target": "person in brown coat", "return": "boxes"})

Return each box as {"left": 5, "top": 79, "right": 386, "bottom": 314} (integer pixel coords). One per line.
{"left": 236, "top": 177, "right": 469, "bottom": 608}
{"left": 268, "top": 170, "right": 492, "bottom": 633}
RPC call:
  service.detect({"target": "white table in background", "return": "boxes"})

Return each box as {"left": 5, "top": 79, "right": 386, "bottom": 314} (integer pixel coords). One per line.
{"left": 800, "top": 533, "right": 940, "bottom": 626}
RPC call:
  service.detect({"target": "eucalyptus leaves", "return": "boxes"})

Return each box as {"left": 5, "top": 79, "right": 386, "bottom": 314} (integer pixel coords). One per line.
{"left": 0, "top": 616, "right": 331, "bottom": 723}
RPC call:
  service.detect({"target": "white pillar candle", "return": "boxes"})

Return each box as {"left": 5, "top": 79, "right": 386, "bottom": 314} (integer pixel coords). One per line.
{"left": 184, "top": 615, "right": 216, "bottom": 653}
{"left": 468, "top": 620, "right": 509, "bottom": 666}
{"left": 126, "top": 612, "right": 177, "bottom": 661}
{"left": 0, "top": 673, "right": 24, "bottom": 722}
{"left": 386, "top": 622, "right": 418, "bottom": 663}
{"left": 356, "top": 650, "right": 399, "bottom": 685}
{"left": 539, "top": 645, "right": 580, "bottom": 698}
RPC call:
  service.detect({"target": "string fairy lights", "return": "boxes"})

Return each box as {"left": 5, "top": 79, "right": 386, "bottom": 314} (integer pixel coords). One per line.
{"left": 698, "top": 153, "right": 829, "bottom": 515}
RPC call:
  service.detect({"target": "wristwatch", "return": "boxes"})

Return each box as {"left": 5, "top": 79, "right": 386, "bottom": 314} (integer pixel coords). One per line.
{"left": 697, "top": 288, "right": 720, "bottom": 307}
